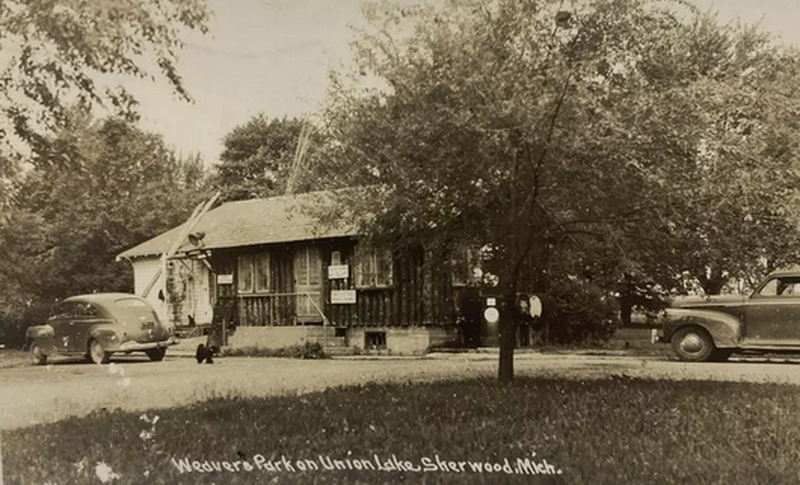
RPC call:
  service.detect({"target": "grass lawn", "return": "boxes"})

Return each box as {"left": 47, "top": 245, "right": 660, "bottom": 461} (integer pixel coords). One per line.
{"left": 5, "top": 377, "right": 800, "bottom": 485}
{"left": 0, "top": 349, "right": 30, "bottom": 369}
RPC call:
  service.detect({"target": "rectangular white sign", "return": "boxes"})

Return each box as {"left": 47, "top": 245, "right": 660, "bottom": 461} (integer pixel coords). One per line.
{"left": 331, "top": 289, "right": 357, "bottom": 304}
{"left": 216, "top": 274, "right": 233, "bottom": 285}
{"left": 327, "top": 264, "right": 350, "bottom": 279}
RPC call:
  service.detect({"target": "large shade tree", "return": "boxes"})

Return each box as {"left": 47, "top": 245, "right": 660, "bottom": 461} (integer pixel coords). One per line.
{"left": 0, "top": 0, "right": 210, "bottom": 206}
{"left": 0, "top": 113, "right": 209, "bottom": 346}
{"left": 213, "top": 115, "right": 316, "bottom": 201}
{"left": 313, "top": 0, "right": 800, "bottom": 381}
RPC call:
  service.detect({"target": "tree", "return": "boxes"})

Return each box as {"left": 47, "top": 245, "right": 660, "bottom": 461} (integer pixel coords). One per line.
{"left": 0, "top": 112, "right": 209, "bottom": 346}
{"left": 0, "top": 0, "right": 210, "bottom": 190}
{"left": 315, "top": 0, "right": 800, "bottom": 382}
{"left": 213, "top": 115, "right": 319, "bottom": 201}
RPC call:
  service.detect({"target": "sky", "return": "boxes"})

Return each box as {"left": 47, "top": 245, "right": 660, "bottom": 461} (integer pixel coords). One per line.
{"left": 125, "top": 0, "right": 800, "bottom": 165}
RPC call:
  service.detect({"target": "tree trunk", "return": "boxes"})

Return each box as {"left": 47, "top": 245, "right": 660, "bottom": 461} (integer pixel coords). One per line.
{"left": 498, "top": 293, "right": 515, "bottom": 384}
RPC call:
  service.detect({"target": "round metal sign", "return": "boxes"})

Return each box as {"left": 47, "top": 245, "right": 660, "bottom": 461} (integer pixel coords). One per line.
{"left": 484, "top": 307, "right": 500, "bottom": 324}
{"left": 529, "top": 295, "right": 543, "bottom": 317}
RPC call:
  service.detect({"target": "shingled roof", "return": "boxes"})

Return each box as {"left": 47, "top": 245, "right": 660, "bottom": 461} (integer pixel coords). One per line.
{"left": 117, "top": 190, "right": 356, "bottom": 260}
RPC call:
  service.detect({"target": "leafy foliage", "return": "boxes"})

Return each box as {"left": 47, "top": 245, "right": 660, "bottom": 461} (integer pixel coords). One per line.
{"left": 213, "top": 115, "right": 319, "bottom": 201}
{"left": 315, "top": 0, "right": 800, "bottom": 331}
{"left": 0, "top": 113, "right": 209, "bottom": 346}
{"left": 0, "top": 0, "right": 210, "bottom": 194}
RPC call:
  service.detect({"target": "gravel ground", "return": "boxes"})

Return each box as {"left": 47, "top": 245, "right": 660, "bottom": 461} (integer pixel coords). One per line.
{"left": 4, "top": 351, "right": 800, "bottom": 430}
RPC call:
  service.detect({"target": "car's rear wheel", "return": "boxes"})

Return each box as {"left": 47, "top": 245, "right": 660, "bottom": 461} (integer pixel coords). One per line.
{"left": 145, "top": 347, "right": 166, "bottom": 362}
{"left": 88, "top": 339, "right": 111, "bottom": 365}
{"left": 30, "top": 343, "right": 47, "bottom": 366}
{"left": 671, "top": 326, "right": 715, "bottom": 362}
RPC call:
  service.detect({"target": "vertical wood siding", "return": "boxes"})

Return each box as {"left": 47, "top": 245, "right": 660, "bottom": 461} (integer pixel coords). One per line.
{"left": 211, "top": 238, "right": 457, "bottom": 328}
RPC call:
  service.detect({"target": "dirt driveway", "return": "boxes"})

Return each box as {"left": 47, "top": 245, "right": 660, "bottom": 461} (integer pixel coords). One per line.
{"left": 3, "top": 352, "right": 800, "bottom": 430}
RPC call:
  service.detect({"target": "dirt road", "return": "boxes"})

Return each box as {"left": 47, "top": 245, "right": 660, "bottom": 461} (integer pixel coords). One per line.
{"left": 3, "top": 352, "right": 800, "bottom": 430}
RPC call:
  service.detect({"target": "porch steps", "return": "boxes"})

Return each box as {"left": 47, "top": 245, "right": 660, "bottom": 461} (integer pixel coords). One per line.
{"left": 324, "top": 346, "right": 357, "bottom": 356}
{"left": 309, "top": 334, "right": 357, "bottom": 356}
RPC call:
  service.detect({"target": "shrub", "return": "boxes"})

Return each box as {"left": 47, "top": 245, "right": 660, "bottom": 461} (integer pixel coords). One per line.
{"left": 221, "top": 341, "right": 329, "bottom": 359}
{"left": 537, "top": 278, "right": 620, "bottom": 344}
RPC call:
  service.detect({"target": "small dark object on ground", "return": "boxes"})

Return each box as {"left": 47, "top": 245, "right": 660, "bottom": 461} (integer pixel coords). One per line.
{"left": 195, "top": 344, "right": 214, "bottom": 364}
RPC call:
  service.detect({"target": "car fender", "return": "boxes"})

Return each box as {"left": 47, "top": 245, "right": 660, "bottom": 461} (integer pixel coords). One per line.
{"left": 25, "top": 324, "right": 56, "bottom": 352}
{"left": 88, "top": 324, "right": 120, "bottom": 345}
{"left": 662, "top": 308, "right": 742, "bottom": 348}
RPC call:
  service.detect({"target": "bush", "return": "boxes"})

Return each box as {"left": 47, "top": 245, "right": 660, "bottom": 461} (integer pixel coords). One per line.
{"left": 221, "top": 341, "right": 329, "bottom": 359}
{"left": 0, "top": 316, "right": 28, "bottom": 349}
{"left": 537, "top": 278, "right": 620, "bottom": 344}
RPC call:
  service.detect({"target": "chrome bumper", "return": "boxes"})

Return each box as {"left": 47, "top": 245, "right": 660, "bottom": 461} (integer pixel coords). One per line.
{"left": 116, "top": 337, "right": 179, "bottom": 352}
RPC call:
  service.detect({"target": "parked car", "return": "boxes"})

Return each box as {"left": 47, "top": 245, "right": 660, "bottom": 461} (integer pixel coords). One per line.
{"left": 658, "top": 271, "right": 800, "bottom": 361}
{"left": 26, "top": 293, "right": 177, "bottom": 365}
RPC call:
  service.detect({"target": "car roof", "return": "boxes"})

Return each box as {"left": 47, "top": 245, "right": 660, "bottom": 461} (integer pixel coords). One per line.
{"left": 62, "top": 293, "right": 144, "bottom": 305}
{"left": 768, "top": 271, "right": 800, "bottom": 279}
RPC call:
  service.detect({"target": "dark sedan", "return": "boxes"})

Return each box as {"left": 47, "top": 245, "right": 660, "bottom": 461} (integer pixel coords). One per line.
{"left": 26, "top": 293, "right": 178, "bottom": 365}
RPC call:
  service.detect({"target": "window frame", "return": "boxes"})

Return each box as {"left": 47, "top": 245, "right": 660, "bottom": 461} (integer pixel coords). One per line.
{"left": 354, "top": 243, "right": 394, "bottom": 289}
{"left": 237, "top": 252, "right": 272, "bottom": 294}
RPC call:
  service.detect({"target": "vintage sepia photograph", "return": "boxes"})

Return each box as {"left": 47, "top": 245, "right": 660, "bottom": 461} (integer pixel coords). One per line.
{"left": 1, "top": 0, "right": 800, "bottom": 483}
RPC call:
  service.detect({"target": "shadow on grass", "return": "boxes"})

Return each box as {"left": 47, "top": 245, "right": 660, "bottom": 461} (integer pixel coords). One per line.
{"left": 5, "top": 376, "right": 800, "bottom": 484}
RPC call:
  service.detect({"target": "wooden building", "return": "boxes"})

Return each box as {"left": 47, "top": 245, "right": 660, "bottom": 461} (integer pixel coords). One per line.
{"left": 117, "top": 190, "right": 473, "bottom": 354}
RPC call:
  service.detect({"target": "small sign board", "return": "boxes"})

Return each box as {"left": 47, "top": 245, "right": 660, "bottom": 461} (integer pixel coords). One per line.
{"left": 331, "top": 289, "right": 357, "bottom": 304}
{"left": 216, "top": 274, "right": 233, "bottom": 285}
{"left": 328, "top": 264, "right": 349, "bottom": 279}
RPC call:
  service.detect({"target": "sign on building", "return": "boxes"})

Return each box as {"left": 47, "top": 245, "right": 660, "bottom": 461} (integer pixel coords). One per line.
{"left": 217, "top": 274, "right": 233, "bottom": 285}
{"left": 331, "top": 289, "right": 357, "bottom": 304}
{"left": 327, "top": 264, "right": 349, "bottom": 279}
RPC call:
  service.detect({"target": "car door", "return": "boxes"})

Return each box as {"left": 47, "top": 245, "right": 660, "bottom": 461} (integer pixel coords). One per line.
{"left": 742, "top": 276, "right": 800, "bottom": 346}
{"left": 71, "top": 302, "right": 100, "bottom": 351}
{"left": 50, "top": 302, "right": 79, "bottom": 353}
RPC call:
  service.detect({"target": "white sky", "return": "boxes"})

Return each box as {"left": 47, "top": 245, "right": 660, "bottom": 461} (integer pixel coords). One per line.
{"left": 123, "top": 0, "right": 800, "bottom": 165}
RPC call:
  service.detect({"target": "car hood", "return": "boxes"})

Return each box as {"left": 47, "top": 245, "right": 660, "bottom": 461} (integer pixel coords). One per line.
{"left": 668, "top": 294, "right": 748, "bottom": 308}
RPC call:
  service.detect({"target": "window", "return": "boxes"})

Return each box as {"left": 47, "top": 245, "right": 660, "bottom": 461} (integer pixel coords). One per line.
{"left": 238, "top": 252, "right": 272, "bottom": 294}
{"left": 255, "top": 253, "right": 271, "bottom": 292}
{"left": 451, "top": 245, "right": 481, "bottom": 286}
{"left": 365, "top": 331, "right": 387, "bottom": 349}
{"left": 238, "top": 255, "right": 254, "bottom": 293}
{"left": 77, "top": 303, "right": 98, "bottom": 317}
{"left": 355, "top": 243, "right": 393, "bottom": 288}
{"left": 757, "top": 277, "right": 800, "bottom": 297}
{"left": 51, "top": 302, "right": 78, "bottom": 319}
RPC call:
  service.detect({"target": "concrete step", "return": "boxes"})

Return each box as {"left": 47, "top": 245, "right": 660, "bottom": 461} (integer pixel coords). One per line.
{"left": 324, "top": 346, "right": 356, "bottom": 356}
{"left": 301, "top": 326, "right": 342, "bottom": 338}
{"left": 317, "top": 336, "right": 347, "bottom": 347}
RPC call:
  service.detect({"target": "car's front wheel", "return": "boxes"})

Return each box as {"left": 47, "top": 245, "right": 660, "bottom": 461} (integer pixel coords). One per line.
{"left": 30, "top": 343, "right": 47, "bottom": 366}
{"left": 88, "top": 339, "right": 111, "bottom": 365}
{"left": 671, "top": 326, "right": 715, "bottom": 362}
{"left": 145, "top": 347, "right": 166, "bottom": 362}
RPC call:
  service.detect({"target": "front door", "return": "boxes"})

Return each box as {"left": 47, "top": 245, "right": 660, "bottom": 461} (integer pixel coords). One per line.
{"left": 743, "top": 275, "right": 800, "bottom": 346}
{"left": 294, "top": 245, "right": 323, "bottom": 323}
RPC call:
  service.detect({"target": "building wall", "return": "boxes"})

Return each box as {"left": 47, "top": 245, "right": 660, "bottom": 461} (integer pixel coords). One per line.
{"left": 131, "top": 256, "right": 168, "bottom": 325}
{"left": 192, "top": 260, "right": 214, "bottom": 325}
{"left": 225, "top": 325, "right": 459, "bottom": 355}
{"left": 210, "top": 238, "right": 459, "bottom": 330}
{"left": 169, "top": 259, "right": 214, "bottom": 326}
{"left": 130, "top": 256, "right": 213, "bottom": 327}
